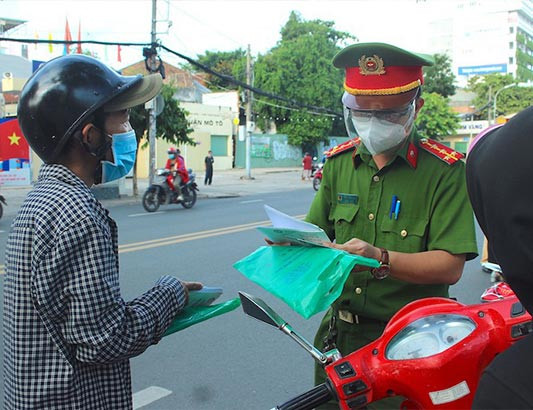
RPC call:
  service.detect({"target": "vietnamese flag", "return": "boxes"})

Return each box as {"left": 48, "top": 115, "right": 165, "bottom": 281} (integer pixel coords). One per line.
{"left": 0, "top": 118, "right": 30, "bottom": 163}
{"left": 64, "top": 18, "right": 72, "bottom": 55}
{"left": 77, "top": 20, "right": 82, "bottom": 54}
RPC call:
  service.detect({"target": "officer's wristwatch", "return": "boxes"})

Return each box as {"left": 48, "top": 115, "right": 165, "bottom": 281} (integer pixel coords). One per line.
{"left": 371, "top": 248, "right": 390, "bottom": 280}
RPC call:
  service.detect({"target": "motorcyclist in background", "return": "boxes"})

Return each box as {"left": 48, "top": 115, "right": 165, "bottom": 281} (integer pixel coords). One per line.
{"left": 165, "top": 147, "right": 189, "bottom": 201}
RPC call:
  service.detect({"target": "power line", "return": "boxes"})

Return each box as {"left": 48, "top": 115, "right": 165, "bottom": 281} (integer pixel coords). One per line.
{"left": 0, "top": 36, "right": 343, "bottom": 118}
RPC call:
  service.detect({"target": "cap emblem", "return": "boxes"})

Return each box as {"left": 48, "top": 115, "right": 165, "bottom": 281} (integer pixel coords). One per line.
{"left": 358, "top": 54, "right": 385, "bottom": 76}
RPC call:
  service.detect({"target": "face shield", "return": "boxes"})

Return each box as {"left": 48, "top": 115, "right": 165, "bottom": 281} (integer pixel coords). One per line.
{"left": 342, "top": 92, "right": 417, "bottom": 155}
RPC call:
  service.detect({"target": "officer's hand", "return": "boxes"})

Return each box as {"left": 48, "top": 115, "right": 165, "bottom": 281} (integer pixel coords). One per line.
{"left": 264, "top": 238, "right": 291, "bottom": 246}
{"left": 325, "top": 238, "right": 381, "bottom": 259}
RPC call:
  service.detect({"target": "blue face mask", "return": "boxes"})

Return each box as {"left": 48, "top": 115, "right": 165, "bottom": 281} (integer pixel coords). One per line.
{"left": 100, "top": 130, "right": 137, "bottom": 184}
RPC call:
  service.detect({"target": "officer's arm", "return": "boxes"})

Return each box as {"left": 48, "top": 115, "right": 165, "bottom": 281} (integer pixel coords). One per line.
{"left": 305, "top": 160, "right": 335, "bottom": 240}
{"left": 388, "top": 250, "right": 465, "bottom": 285}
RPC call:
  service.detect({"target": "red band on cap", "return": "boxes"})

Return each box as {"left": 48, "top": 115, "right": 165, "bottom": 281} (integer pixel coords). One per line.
{"left": 345, "top": 65, "right": 424, "bottom": 95}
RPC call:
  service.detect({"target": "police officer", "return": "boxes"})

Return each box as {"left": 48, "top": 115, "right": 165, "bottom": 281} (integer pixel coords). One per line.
{"left": 306, "top": 43, "right": 478, "bottom": 408}
{"left": 4, "top": 55, "right": 202, "bottom": 409}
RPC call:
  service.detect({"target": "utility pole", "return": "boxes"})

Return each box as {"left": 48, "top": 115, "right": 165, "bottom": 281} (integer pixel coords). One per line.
{"left": 148, "top": 0, "right": 158, "bottom": 185}
{"left": 245, "top": 44, "right": 253, "bottom": 179}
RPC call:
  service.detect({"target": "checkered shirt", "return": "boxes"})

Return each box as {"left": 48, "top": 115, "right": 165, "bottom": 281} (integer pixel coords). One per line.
{"left": 4, "top": 164, "right": 187, "bottom": 409}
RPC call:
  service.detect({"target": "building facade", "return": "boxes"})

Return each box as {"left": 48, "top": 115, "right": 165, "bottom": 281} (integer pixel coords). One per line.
{"left": 421, "top": 0, "right": 533, "bottom": 86}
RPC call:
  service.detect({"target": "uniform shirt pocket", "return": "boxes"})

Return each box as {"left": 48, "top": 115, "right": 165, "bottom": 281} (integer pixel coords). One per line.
{"left": 330, "top": 203, "right": 360, "bottom": 242}
{"left": 380, "top": 217, "right": 429, "bottom": 253}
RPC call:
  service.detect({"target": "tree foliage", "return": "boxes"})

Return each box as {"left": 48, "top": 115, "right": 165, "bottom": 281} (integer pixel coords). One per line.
{"left": 253, "top": 11, "right": 355, "bottom": 147}
{"left": 130, "top": 83, "right": 194, "bottom": 146}
{"left": 193, "top": 49, "right": 247, "bottom": 91}
{"left": 466, "top": 73, "right": 533, "bottom": 120}
{"left": 423, "top": 53, "right": 456, "bottom": 97}
{"left": 415, "top": 92, "right": 459, "bottom": 140}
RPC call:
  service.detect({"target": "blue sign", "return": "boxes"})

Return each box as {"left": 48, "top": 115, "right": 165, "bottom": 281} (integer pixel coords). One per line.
{"left": 458, "top": 64, "right": 507, "bottom": 76}
{"left": 31, "top": 60, "right": 46, "bottom": 73}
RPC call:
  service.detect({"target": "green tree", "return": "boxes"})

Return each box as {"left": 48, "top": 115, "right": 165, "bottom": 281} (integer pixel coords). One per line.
{"left": 415, "top": 92, "right": 460, "bottom": 140}
{"left": 466, "top": 73, "right": 533, "bottom": 120}
{"left": 423, "top": 53, "right": 456, "bottom": 97}
{"left": 192, "top": 49, "right": 246, "bottom": 90}
{"left": 253, "top": 11, "right": 355, "bottom": 147}
{"left": 129, "top": 83, "right": 194, "bottom": 195}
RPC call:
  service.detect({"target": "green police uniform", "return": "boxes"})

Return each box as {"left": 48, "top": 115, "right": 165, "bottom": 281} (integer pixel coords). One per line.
{"left": 307, "top": 130, "right": 478, "bottom": 407}
{"left": 305, "top": 41, "right": 478, "bottom": 409}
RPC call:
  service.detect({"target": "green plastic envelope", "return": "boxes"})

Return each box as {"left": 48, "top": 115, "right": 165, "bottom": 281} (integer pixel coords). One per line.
{"left": 163, "top": 298, "right": 241, "bottom": 337}
{"left": 233, "top": 246, "right": 379, "bottom": 319}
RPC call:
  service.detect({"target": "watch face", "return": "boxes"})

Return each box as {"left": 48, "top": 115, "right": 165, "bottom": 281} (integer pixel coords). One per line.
{"left": 372, "top": 266, "right": 390, "bottom": 280}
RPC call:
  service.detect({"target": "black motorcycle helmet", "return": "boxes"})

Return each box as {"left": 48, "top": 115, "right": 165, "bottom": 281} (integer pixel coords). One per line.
{"left": 17, "top": 54, "right": 162, "bottom": 163}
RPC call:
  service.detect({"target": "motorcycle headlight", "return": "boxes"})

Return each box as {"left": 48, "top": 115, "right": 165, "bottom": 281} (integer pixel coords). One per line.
{"left": 385, "top": 314, "right": 476, "bottom": 360}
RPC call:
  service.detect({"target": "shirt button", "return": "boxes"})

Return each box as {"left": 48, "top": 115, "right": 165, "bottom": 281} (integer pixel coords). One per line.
{"left": 368, "top": 213, "right": 375, "bottom": 221}
{"left": 372, "top": 175, "right": 380, "bottom": 182}
{"left": 401, "top": 229, "right": 408, "bottom": 237}
{"left": 355, "top": 287, "right": 362, "bottom": 295}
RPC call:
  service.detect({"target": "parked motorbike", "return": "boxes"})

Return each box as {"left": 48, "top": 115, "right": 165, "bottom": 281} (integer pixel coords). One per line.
{"left": 0, "top": 194, "right": 6, "bottom": 220}
{"left": 312, "top": 163, "right": 323, "bottom": 191}
{"left": 142, "top": 168, "right": 198, "bottom": 212}
{"left": 239, "top": 286, "right": 533, "bottom": 410}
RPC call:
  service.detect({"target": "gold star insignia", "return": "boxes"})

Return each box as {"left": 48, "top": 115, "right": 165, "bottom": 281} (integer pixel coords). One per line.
{"left": 8, "top": 132, "right": 21, "bottom": 145}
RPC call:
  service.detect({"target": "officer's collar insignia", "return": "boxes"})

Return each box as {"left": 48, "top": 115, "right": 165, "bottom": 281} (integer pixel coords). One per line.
{"left": 358, "top": 55, "right": 386, "bottom": 76}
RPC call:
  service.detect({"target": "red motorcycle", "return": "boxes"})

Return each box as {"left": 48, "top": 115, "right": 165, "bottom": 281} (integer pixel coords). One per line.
{"left": 312, "top": 163, "right": 323, "bottom": 191}
{"left": 142, "top": 168, "right": 198, "bottom": 212}
{"left": 239, "top": 285, "right": 532, "bottom": 409}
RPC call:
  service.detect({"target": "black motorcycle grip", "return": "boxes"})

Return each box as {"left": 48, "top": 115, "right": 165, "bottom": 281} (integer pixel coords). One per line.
{"left": 275, "top": 381, "right": 335, "bottom": 410}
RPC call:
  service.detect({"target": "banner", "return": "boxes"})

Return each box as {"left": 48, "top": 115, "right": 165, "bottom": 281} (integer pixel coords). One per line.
{"left": 0, "top": 118, "right": 31, "bottom": 186}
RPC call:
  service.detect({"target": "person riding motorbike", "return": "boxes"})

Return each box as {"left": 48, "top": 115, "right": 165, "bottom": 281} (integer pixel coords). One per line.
{"left": 165, "top": 147, "right": 189, "bottom": 202}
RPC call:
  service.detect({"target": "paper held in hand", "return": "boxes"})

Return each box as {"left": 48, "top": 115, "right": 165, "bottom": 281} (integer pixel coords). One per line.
{"left": 188, "top": 287, "right": 223, "bottom": 307}
{"left": 256, "top": 205, "right": 331, "bottom": 247}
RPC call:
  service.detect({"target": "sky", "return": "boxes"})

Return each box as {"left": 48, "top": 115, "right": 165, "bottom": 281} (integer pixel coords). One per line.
{"left": 0, "top": 0, "right": 458, "bottom": 70}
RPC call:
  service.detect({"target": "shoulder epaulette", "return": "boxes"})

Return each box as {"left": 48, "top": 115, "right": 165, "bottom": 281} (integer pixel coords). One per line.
{"left": 419, "top": 138, "right": 464, "bottom": 164}
{"left": 324, "top": 137, "right": 361, "bottom": 159}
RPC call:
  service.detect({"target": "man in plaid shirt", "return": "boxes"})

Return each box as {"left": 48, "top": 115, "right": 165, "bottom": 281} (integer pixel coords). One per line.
{"left": 4, "top": 55, "right": 202, "bottom": 409}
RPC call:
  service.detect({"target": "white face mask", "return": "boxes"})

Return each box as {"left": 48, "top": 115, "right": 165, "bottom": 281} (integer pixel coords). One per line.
{"left": 345, "top": 100, "right": 416, "bottom": 155}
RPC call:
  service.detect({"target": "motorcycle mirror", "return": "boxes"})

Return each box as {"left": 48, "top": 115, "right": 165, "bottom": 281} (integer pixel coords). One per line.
{"left": 239, "top": 291, "right": 332, "bottom": 364}
{"left": 238, "top": 291, "right": 287, "bottom": 328}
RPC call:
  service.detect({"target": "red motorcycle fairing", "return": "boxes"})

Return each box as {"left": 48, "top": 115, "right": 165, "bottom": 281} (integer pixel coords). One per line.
{"left": 325, "top": 296, "right": 532, "bottom": 409}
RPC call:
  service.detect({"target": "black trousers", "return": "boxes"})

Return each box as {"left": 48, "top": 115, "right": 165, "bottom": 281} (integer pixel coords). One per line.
{"left": 204, "top": 168, "right": 213, "bottom": 185}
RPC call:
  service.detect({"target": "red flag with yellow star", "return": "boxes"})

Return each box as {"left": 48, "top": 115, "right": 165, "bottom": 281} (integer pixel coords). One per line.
{"left": 0, "top": 118, "right": 30, "bottom": 164}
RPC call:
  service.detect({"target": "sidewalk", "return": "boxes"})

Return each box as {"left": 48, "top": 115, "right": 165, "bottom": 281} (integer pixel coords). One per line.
{"left": 1, "top": 167, "right": 313, "bottom": 218}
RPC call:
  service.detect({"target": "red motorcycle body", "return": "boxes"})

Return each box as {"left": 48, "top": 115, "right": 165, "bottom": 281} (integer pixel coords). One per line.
{"left": 325, "top": 296, "right": 532, "bottom": 409}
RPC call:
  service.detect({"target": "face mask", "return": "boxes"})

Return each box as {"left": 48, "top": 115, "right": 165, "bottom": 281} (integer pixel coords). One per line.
{"left": 100, "top": 130, "right": 137, "bottom": 184}
{"left": 345, "top": 100, "right": 416, "bottom": 155}
{"left": 169, "top": 154, "right": 176, "bottom": 159}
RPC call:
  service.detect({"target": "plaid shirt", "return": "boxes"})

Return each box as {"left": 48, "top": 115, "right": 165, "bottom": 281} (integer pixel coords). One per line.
{"left": 4, "top": 164, "right": 187, "bottom": 409}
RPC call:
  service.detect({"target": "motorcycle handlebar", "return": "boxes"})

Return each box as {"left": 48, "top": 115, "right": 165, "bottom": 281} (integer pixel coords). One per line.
{"left": 273, "top": 382, "right": 335, "bottom": 410}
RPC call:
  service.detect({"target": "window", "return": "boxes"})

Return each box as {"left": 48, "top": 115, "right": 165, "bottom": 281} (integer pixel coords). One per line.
{"left": 210, "top": 135, "right": 227, "bottom": 156}
{"left": 509, "top": 41, "right": 514, "bottom": 49}
{"left": 510, "top": 26, "right": 514, "bottom": 34}
{"left": 509, "top": 57, "right": 514, "bottom": 65}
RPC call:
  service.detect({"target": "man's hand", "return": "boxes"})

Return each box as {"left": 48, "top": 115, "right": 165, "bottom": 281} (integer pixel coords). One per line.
{"left": 181, "top": 281, "right": 203, "bottom": 305}
{"left": 325, "top": 238, "right": 381, "bottom": 259}
{"left": 264, "top": 238, "right": 291, "bottom": 246}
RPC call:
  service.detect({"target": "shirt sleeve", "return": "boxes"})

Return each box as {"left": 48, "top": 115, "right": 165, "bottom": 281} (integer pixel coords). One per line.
{"left": 427, "top": 162, "right": 478, "bottom": 260}
{"left": 305, "top": 159, "right": 335, "bottom": 240}
{"left": 31, "top": 216, "right": 187, "bottom": 364}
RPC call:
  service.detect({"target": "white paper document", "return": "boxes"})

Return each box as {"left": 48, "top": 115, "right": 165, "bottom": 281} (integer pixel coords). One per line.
{"left": 257, "top": 205, "right": 331, "bottom": 247}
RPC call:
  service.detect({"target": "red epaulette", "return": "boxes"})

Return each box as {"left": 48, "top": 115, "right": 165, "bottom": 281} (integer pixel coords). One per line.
{"left": 324, "top": 137, "right": 361, "bottom": 159}
{"left": 419, "top": 138, "right": 464, "bottom": 164}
